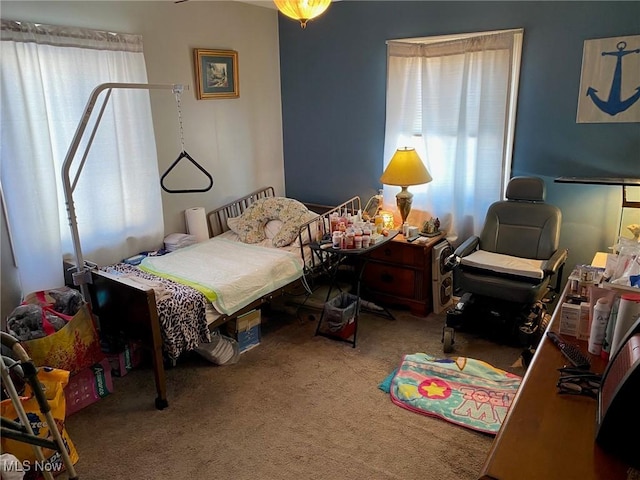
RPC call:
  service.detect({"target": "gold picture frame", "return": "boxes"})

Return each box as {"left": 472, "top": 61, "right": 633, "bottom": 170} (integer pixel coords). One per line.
{"left": 193, "top": 49, "right": 239, "bottom": 99}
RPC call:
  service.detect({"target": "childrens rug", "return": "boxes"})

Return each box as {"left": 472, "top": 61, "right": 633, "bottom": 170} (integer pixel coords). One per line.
{"left": 379, "top": 353, "right": 522, "bottom": 434}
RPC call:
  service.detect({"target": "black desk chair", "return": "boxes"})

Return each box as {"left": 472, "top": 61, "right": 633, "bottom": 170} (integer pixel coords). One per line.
{"left": 443, "top": 176, "right": 568, "bottom": 352}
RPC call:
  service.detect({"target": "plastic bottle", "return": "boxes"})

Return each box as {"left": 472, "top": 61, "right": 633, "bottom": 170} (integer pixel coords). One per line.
{"left": 362, "top": 226, "right": 371, "bottom": 248}
{"left": 345, "top": 230, "right": 355, "bottom": 249}
{"left": 354, "top": 230, "right": 363, "bottom": 249}
{"left": 332, "top": 231, "right": 341, "bottom": 249}
{"left": 330, "top": 213, "right": 339, "bottom": 233}
{"left": 601, "top": 297, "right": 619, "bottom": 361}
{"left": 588, "top": 298, "right": 611, "bottom": 355}
{"left": 374, "top": 215, "right": 383, "bottom": 234}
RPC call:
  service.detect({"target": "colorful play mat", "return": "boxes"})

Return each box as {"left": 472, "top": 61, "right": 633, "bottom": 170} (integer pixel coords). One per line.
{"left": 379, "top": 354, "right": 522, "bottom": 434}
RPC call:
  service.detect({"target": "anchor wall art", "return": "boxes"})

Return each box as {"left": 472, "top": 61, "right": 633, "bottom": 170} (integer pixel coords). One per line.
{"left": 577, "top": 35, "right": 640, "bottom": 123}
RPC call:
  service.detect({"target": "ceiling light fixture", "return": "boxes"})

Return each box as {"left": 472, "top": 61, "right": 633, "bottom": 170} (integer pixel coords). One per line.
{"left": 274, "top": 0, "right": 331, "bottom": 29}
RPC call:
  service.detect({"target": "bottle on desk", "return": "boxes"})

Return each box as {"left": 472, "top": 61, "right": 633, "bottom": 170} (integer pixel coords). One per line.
{"left": 588, "top": 298, "right": 611, "bottom": 355}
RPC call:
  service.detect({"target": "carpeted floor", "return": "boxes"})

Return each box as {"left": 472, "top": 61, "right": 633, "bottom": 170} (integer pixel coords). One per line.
{"left": 62, "top": 289, "right": 525, "bottom": 480}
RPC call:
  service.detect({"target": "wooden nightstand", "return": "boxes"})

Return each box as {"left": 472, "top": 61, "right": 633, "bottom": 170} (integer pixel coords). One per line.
{"left": 360, "top": 232, "right": 445, "bottom": 317}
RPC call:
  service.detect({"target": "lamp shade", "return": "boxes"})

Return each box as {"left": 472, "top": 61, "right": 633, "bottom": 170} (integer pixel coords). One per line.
{"left": 274, "top": 0, "right": 331, "bottom": 29}
{"left": 379, "top": 147, "right": 432, "bottom": 186}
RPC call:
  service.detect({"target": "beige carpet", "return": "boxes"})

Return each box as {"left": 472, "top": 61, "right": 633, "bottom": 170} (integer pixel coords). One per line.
{"left": 63, "top": 292, "right": 525, "bottom": 480}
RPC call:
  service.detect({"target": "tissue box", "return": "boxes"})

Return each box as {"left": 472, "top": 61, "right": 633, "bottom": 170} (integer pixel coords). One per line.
{"left": 64, "top": 358, "right": 113, "bottom": 416}
{"left": 227, "top": 310, "right": 261, "bottom": 353}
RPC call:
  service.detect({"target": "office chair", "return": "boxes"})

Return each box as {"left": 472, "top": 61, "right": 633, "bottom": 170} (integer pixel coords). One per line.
{"left": 443, "top": 176, "right": 568, "bottom": 352}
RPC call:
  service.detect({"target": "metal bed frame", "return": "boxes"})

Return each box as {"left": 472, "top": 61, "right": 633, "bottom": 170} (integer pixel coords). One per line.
{"left": 65, "top": 187, "right": 360, "bottom": 410}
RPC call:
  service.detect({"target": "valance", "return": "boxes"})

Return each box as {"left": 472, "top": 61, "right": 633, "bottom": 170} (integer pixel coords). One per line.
{"left": 0, "top": 19, "right": 143, "bottom": 52}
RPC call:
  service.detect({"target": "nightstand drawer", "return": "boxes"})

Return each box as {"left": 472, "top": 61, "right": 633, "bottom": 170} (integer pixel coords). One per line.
{"left": 363, "top": 263, "right": 416, "bottom": 299}
{"left": 367, "top": 241, "right": 423, "bottom": 266}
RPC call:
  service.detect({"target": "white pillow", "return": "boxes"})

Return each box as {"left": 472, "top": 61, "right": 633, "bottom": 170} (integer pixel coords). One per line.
{"left": 264, "top": 219, "right": 284, "bottom": 239}
{"left": 227, "top": 216, "right": 283, "bottom": 240}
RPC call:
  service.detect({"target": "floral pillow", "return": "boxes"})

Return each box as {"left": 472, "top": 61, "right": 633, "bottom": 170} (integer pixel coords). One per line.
{"left": 230, "top": 197, "right": 315, "bottom": 247}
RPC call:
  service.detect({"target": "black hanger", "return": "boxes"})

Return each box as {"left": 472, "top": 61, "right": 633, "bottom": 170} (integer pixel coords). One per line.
{"left": 160, "top": 150, "right": 214, "bottom": 193}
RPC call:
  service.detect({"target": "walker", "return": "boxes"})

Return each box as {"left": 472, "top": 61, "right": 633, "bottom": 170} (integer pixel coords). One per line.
{"left": 0, "top": 332, "right": 78, "bottom": 480}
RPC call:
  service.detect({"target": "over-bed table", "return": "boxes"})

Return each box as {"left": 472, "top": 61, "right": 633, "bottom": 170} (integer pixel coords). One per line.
{"left": 66, "top": 187, "right": 360, "bottom": 409}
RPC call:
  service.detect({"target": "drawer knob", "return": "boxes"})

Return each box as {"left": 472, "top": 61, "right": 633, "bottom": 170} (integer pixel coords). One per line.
{"left": 384, "top": 248, "right": 392, "bottom": 256}
{"left": 381, "top": 272, "right": 393, "bottom": 283}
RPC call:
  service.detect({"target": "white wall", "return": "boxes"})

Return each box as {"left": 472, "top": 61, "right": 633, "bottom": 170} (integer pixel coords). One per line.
{"left": 1, "top": 0, "right": 284, "bottom": 232}
{"left": 1, "top": 1, "right": 284, "bottom": 314}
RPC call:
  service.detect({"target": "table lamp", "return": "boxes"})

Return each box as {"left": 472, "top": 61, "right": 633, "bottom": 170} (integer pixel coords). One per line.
{"left": 379, "top": 147, "right": 432, "bottom": 226}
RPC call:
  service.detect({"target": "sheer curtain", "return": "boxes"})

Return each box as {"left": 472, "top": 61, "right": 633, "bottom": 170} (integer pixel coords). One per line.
{"left": 1, "top": 20, "right": 164, "bottom": 294}
{"left": 383, "top": 29, "right": 523, "bottom": 244}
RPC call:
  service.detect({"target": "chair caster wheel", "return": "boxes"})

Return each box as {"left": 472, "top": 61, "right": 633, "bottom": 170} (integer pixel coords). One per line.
{"left": 155, "top": 397, "right": 169, "bottom": 410}
{"left": 442, "top": 327, "right": 455, "bottom": 353}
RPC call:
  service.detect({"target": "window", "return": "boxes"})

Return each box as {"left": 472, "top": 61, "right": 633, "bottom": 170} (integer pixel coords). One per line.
{"left": 0, "top": 20, "right": 164, "bottom": 293}
{"left": 383, "top": 29, "right": 523, "bottom": 243}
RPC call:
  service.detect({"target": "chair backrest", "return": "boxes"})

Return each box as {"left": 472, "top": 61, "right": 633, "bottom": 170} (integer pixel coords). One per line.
{"left": 479, "top": 176, "right": 561, "bottom": 260}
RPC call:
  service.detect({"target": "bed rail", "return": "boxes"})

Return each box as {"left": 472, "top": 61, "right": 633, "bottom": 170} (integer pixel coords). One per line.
{"left": 207, "top": 186, "right": 276, "bottom": 237}
{"left": 296, "top": 196, "right": 361, "bottom": 274}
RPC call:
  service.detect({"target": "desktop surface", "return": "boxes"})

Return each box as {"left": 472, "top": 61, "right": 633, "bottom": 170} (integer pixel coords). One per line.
{"left": 479, "top": 285, "right": 630, "bottom": 480}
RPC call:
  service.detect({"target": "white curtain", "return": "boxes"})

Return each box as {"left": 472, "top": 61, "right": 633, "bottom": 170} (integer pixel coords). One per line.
{"left": 384, "top": 30, "right": 523, "bottom": 244}
{"left": 1, "top": 20, "right": 164, "bottom": 294}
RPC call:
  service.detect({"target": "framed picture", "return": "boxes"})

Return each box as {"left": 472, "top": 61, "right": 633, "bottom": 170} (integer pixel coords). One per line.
{"left": 193, "top": 49, "right": 239, "bottom": 99}
{"left": 576, "top": 35, "right": 640, "bottom": 123}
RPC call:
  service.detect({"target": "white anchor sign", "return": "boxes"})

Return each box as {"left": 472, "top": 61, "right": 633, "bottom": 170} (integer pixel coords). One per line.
{"left": 577, "top": 35, "right": 640, "bottom": 123}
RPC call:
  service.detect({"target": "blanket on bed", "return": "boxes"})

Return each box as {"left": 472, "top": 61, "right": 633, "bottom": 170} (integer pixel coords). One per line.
{"left": 139, "top": 237, "right": 304, "bottom": 315}
{"left": 379, "top": 354, "right": 521, "bottom": 434}
{"left": 102, "top": 264, "right": 210, "bottom": 360}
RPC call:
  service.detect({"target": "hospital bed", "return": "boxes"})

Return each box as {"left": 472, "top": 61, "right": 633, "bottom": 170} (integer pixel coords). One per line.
{"left": 64, "top": 186, "right": 360, "bottom": 409}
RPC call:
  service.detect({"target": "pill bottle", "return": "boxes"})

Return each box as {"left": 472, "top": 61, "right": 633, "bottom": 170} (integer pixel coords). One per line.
{"left": 330, "top": 213, "right": 339, "bottom": 233}
{"left": 362, "top": 225, "right": 371, "bottom": 248}
{"left": 332, "top": 231, "right": 341, "bottom": 249}
{"left": 345, "top": 231, "right": 355, "bottom": 249}
{"left": 354, "top": 232, "right": 363, "bottom": 249}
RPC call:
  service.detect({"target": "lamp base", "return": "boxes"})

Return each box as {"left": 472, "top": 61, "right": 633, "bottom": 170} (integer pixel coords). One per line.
{"left": 396, "top": 187, "right": 413, "bottom": 226}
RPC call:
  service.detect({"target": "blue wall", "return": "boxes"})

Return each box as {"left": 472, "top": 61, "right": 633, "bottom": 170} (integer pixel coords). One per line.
{"left": 279, "top": 1, "right": 639, "bottom": 270}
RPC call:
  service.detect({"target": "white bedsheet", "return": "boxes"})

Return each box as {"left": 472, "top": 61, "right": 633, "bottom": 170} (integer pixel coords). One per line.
{"left": 140, "top": 236, "right": 304, "bottom": 315}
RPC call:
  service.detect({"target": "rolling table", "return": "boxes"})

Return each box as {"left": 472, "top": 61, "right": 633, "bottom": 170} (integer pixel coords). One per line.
{"left": 310, "top": 230, "right": 399, "bottom": 347}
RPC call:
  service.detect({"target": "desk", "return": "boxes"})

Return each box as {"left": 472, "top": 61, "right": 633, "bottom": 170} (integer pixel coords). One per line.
{"left": 479, "top": 284, "right": 630, "bottom": 480}
{"left": 311, "top": 230, "right": 399, "bottom": 347}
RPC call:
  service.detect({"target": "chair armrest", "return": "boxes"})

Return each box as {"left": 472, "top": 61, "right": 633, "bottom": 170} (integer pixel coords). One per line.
{"left": 454, "top": 236, "right": 480, "bottom": 258}
{"left": 444, "top": 236, "right": 480, "bottom": 272}
{"left": 541, "top": 248, "right": 569, "bottom": 275}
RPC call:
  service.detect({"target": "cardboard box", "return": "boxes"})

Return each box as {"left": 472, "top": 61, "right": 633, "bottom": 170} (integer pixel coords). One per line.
{"left": 64, "top": 358, "right": 113, "bottom": 416}
{"left": 227, "top": 309, "right": 261, "bottom": 353}
{"left": 105, "top": 341, "right": 143, "bottom": 377}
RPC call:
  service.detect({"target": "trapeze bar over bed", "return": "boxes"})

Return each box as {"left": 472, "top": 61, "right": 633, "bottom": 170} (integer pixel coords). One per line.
{"left": 61, "top": 82, "right": 188, "bottom": 410}
{"left": 62, "top": 82, "right": 187, "bottom": 302}
{"left": 61, "top": 83, "right": 363, "bottom": 410}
